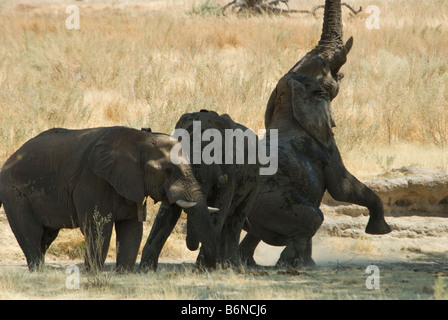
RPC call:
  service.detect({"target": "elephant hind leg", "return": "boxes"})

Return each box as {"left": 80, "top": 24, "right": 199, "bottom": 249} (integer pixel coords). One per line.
{"left": 276, "top": 237, "right": 312, "bottom": 268}
{"left": 259, "top": 202, "right": 323, "bottom": 268}
{"left": 3, "top": 196, "right": 45, "bottom": 271}
{"left": 115, "top": 218, "right": 142, "bottom": 272}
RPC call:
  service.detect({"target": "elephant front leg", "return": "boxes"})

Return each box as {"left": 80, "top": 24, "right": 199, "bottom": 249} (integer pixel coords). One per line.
{"left": 115, "top": 218, "right": 143, "bottom": 272}
{"left": 324, "top": 147, "right": 392, "bottom": 235}
{"left": 238, "top": 232, "right": 260, "bottom": 266}
{"left": 231, "top": 189, "right": 260, "bottom": 264}
{"left": 82, "top": 219, "right": 114, "bottom": 272}
{"left": 220, "top": 196, "right": 257, "bottom": 266}
{"left": 139, "top": 204, "right": 182, "bottom": 272}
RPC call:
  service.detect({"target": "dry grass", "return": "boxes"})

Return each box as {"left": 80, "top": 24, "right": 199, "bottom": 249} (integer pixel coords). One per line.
{"left": 0, "top": 260, "right": 446, "bottom": 300}
{"left": 0, "top": 0, "right": 447, "bottom": 174}
{"left": 0, "top": 0, "right": 447, "bottom": 299}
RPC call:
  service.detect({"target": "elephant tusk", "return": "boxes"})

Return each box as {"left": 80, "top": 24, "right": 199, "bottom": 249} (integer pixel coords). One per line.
{"left": 208, "top": 206, "right": 220, "bottom": 213}
{"left": 138, "top": 197, "right": 148, "bottom": 223}
{"left": 176, "top": 200, "right": 197, "bottom": 208}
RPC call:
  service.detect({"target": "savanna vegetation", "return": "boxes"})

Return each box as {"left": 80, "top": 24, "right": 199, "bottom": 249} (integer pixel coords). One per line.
{"left": 0, "top": 0, "right": 447, "bottom": 299}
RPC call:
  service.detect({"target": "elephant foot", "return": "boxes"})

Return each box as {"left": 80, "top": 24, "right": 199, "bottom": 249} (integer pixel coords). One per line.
{"left": 28, "top": 259, "right": 45, "bottom": 272}
{"left": 275, "top": 258, "right": 317, "bottom": 269}
{"left": 303, "top": 257, "right": 316, "bottom": 268}
{"left": 275, "top": 251, "right": 306, "bottom": 269}
{"left": 275, "top": 237, "right": 316, "bottom": 269}
{"left": 275, "top": 259, "right": 304, "bottom": 269}
{"left": 365, "top": 217, "right": 392, "bottom": 235}
{"left": 138, "top": 260, "right": 158, "bottom": 273}
{"left": 195, "top": 259, "right": 217, "bottom": 271}
{"left": 245, "top": 256, "right": 257, "bottom": 267}
{"left": 115, "top": 265, "right": 136, "bottom": 274}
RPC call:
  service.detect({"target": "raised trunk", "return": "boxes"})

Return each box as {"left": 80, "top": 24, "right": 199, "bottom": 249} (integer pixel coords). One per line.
{"left": 289, "top": 0, "right": 351, "bottom": 77}
{"left": 318, "top": 0, "right": 343, "bottom": 49}
{"left": 315, "top": 0, "right": 352, "bottom": 76}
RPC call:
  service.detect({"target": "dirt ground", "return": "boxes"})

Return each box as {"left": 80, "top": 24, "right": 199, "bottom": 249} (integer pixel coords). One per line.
{"left": 1, "top": 202, "right": 447, "bottom": 300}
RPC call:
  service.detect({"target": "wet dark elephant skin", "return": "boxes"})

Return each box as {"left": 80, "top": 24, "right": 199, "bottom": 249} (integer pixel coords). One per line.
{"left": 139, "top": 110, "right": 260, "bottom": 270}
{"left": 239, "top": 0, "right": 392, "bottom": 268}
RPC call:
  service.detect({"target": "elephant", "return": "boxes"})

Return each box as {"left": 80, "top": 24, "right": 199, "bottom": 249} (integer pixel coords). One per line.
{"left": 238, "top": 0, "right": 392, "bottom": 268}
{"left": 139, "top": 110, "right": 260, "bottom": 271}
{"left": 0, "top": 126, "right": 218, "bottom": 271}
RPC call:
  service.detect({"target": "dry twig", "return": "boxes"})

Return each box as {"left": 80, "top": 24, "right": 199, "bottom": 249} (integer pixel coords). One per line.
{"left": 221, "top": 0, "right": 362, "bottom": 17}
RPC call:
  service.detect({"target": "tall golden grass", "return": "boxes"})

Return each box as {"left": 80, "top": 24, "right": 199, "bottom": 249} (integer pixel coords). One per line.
{"left": 1, "top": 0, "right": 447, "bottom": 176}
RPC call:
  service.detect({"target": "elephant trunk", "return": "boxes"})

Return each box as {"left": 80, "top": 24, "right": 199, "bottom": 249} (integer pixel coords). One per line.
{"left": 315, "top": 0, "right": 352, "bottom": 75}
{"left": 290, "top": 0, "right": 352, "bottom": 78}
{"left": 318, "top": 0, "right": 343, "bottom": 50}
{"left": 186, "top": 214, "right": 199, "bottom": 251}
{"left": 184, "top": 201, "right": 218, "bottom": 268}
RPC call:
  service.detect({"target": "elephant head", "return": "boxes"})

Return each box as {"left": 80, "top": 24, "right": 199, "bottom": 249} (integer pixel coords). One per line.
{"left": 88, "top": 128, "right": 218, "bottom": 266}
{"left": 265, "top": 0, "right": 353, "bottom": 148}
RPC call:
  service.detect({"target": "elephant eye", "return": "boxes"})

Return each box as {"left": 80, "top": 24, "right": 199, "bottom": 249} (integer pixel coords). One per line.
{"left": 314, "top": 90, "right": 329, "bottom": 100}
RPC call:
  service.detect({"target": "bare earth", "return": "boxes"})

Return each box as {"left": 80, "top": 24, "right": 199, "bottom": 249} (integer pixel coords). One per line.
{"left": 0, "top": 169, "right": 447, "bottom": 300}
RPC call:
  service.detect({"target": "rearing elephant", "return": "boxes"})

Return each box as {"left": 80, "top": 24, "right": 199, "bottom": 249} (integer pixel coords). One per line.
{"left": 239, "top": 0, "right": 392, "bottom": 268}
{"left": 0, "top": 126, "right": 218, "bottom": 271}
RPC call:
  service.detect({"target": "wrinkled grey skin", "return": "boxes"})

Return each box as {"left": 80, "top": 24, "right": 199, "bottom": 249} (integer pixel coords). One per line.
{"left": 239, "top": 0, "right": 392, "bottom": 268}
{"left": 139, "top": 110, "right": 260, "bottom": 271}
{"left": 0, "top": 126, "right": 216, "bottom": 271}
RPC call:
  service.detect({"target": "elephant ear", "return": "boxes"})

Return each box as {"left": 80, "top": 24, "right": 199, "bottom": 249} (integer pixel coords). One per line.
{"left": 264, "top": 87, "right": 277, "bottom": 128}
{"left": 289, "top": 79, "right": 334, "bottom": 148}
{"left": 89, "top": 129, "right": 145, "bottom": 204}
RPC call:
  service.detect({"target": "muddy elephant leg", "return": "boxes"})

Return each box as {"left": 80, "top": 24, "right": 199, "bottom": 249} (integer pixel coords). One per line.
{"left": 139, "top": 204, "right": 182, "bottom": 272}
{"left": 303, "top": 238, "right": 316, "bottom": 267}
{"left": 115, "top": 218, "right": 143, "bottom": 272}
{"left": 238, "top": 233, "right": 260, "bottom": 266}
{"left": 3, "top": 195, "right": 45, "bottom": 271}
{"left": 325, "top": 146, "right": 392, "bottom": 235}
{"left": 275, "top": 208, "right": 321, "bottom": 269}
{"left": 218, "top": 217, "right": 245, "bottom": 266}
{"left": 276, "top": 236, "right": 310, "bottom": 268}
{"left": 252, "top": 195, "right": 323, "bottom": 268}
{"left": 220, "top": 191, "right": 258, "bottom": 266}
